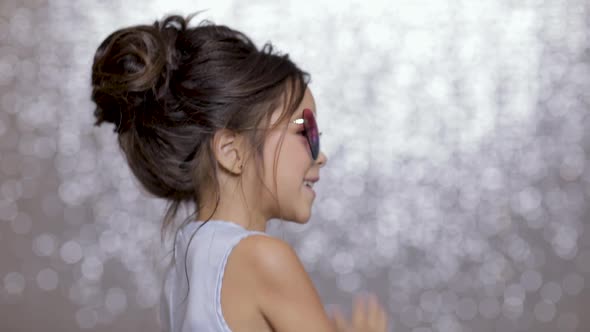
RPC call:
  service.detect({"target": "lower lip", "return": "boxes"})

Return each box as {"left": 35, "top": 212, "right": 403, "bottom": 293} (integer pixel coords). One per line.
{"left": 304, "top": 184, "right": 316, "bottom": 197}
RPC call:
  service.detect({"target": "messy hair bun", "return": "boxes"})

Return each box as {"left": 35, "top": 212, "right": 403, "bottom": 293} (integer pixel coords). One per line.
{"left": 90, "top": 14, "right": 310, "bottom": 238}
{"left": 92, "top": 16, "right": 183, "bottom": 133}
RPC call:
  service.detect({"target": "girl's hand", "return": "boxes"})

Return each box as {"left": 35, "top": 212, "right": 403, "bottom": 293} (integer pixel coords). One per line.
{"left": 330, "top": 293, "right": 388, "bottom": 332}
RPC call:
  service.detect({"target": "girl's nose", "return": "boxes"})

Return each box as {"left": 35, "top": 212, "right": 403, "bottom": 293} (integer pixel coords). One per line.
{"left": 316, "top": 151, "right": 328, "bottom": 168}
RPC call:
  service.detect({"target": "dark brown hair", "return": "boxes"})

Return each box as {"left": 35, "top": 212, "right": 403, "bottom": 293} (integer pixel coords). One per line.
{"left": 90, "top": 13, "right": 310, "bottom": 306}
{"left": 91, "top": 13, "right": 309, "bottom": 239}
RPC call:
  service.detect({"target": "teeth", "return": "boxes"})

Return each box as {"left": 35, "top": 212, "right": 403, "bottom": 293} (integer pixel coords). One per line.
{"left": 304, "top": 181, "right": 314, "bottom": 188}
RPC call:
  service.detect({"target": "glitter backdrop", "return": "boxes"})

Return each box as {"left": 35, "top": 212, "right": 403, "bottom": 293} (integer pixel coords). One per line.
{"left": 1, "top": 0, "right": 589, "bottom": 331}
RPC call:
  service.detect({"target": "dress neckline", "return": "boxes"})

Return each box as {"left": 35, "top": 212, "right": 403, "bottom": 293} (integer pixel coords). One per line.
{"left": 188, "top": 219, "right": 248, "bottom": 231}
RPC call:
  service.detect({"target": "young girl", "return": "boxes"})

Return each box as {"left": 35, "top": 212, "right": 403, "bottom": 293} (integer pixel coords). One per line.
{"left": 90, "top": 14, "right": 388, "bottom": 332}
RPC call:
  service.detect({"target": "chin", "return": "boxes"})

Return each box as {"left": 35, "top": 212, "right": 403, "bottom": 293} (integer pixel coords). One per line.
{"left": 286, "top": 212, "right": 311, "bottom": 224}
{"left": 296, "top": 211, "right": 312, "bottom": 224}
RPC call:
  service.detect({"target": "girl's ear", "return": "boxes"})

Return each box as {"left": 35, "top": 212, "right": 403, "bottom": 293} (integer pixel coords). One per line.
{"left": 212, "top": 129, "right": 245, "bottom": 175}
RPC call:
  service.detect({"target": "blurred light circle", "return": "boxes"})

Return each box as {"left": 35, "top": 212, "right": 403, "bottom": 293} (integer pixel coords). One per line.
{"left": 478, "top": 297, "right": 500, "bottom": 319}
{"left": 60, "top": 240, "right": 83, "bottom": 264}
{"left": 68, "top": 281, "right": 101, "bottom": 306}
{"left": 520, "top": 269, "right": 543, "bottom": 292}
{"left": 556, "top": 312, "right": 579, "bottom": 332}
{"left": 340, "top": 174, "right": 365, "bottom": 197}
{"left": 58, "top": 180, "right": 84, "bottom": 206}
{"left": 0, "top": 54, "right": 17, "bottom": 86}
{"left": 0, "top": 118, "right": 5, "bottom": 137}
{"left": 331, "top": 251, "right": 355, "bottom": 274}
{"left": 36, "top": 268, "right": 59, "bottom": 291}
{"left": 0, "top": 17, "right": 8, "bottom": 42}
{"left": 33, "top": 137, "right": 56, "bottom": 159}
{"left": 575, "top": 249, "right": 590, "bottom": 274}
{"left": 317, "top": 197, "right": 343, "bottom": 221}
{"left": 21, "top": 156, "right": 42, "bottom": 179}
{"left": 9, "top": 7, "right": 33, "bottom": 46}
{"left": 480, "top": 167, "right": 504, "bottom": 191}
{"left": 0, "top": 199, "right": 18, "bottom": 221}
{"left": 539, "top": 281, "right": 562, "bottom": 303}
{"left": 502, "top": 299, "right": 524, "bottom": 319}
{"left": 105, "top": 287, "right": 128, "bottom": 315}
{"left": 1, "top": 179, "right": 23, "bottom": 202}
{"left": 3, "top": 272, "right": 25, "bottom": 294}
{"left": 68, "top": 282, "right": 83, "bottom": 305}
{"left": 81, "top": 256, "right": 104, "bottom": 281}
{"left": 419, "top": 290, "right": 442, "bottom": 313}
{"left": 336, "top": 272, "right": 361, "bottom": 293}
{"left": 562, "top": 273, "right": 584, "bottom": 296}
{"left": 99, "top": 230, "right": 121, "bottom": 254}
{"left": 136, "top": 285, "right": 159, "bottom": 308}
{"left": 503, "top": 284, "right": 526, "bottom": 303}
{"left": 97, "top": 307, "right": 116, "bottom": 326}
{"left": 1, "top": 133, "right": 20, "bottom": 162}
{"left": 76, "top": 307, "right": 98, "bottom": 329}
{"left": 559, "top": 145, "right": 585, "bottom": 181}
{"left": 298, "top": 230, "right": 324, "bottom": 264}
{"left": 551, "top": 225, "right": 578, "bottom": 260}
{"left": 41, "top": 194, "right": 63, "bottom": 218}
{"left": 439, "top": 291, "right": 458, "bottom": 314}
{"left": 435, "top": 314, "right": 462, "bottom": 332}
{"left": 455, "top": 297, "right": 477, "bottom": 321}
{"left": 411, "top": 328, "right": 433, "bottom": 332}
{"left": 33, "top": 233, "right": 58, "bottom": 257}
{"left": 400, "top": 305, "right": 422, "bottom": 328}
{"left": 533, "top": 301, "right": 556, "bottom": 322}
{"left": 10, "top": 211, "right": 32, "bottom": 235}
{"left": 525, "top": 247, "right": 546, "bottom": 269}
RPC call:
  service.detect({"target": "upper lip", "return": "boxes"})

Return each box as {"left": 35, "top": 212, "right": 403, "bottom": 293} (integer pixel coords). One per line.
{"left": 304, "top": 177, "right": 319, "bottom": 183}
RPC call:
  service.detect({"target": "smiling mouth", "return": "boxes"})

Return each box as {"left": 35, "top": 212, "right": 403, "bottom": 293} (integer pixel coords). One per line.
{"left": 303, "top": 183, "right": 316, "bottom": 197}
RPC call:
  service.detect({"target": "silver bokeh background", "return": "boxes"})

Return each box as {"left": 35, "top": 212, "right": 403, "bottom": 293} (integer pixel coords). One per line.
{"left": 1, "top": 0, "right": 589, "bottom": 331}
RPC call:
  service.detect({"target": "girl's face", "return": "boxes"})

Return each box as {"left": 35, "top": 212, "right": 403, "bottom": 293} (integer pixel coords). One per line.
{"left": 258, "top": 87, "right": 328, "bottom": 223}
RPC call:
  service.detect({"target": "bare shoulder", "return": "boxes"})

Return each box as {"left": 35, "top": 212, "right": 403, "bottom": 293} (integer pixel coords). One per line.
{"left": 230, "top": 235, "right": 304, "bottom": 287}
{"left": 234, "top": 235, "right": 335, "bottom": 332}
{"left": 236, "top": 235, "right": 301, "bottom": 275}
